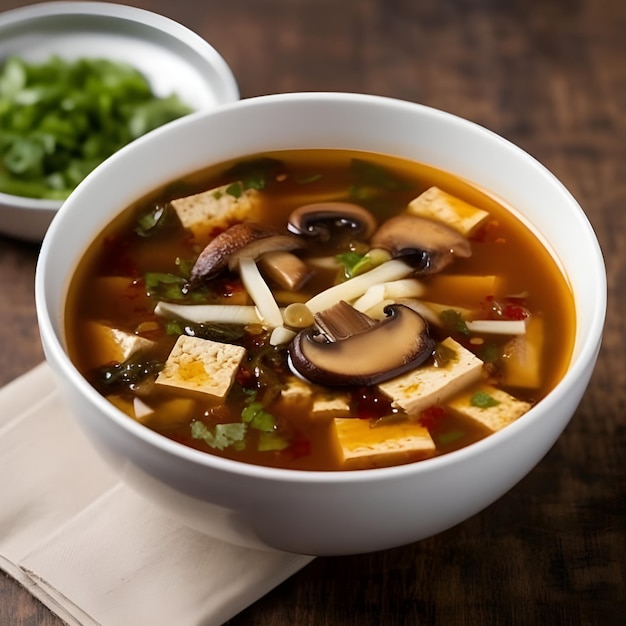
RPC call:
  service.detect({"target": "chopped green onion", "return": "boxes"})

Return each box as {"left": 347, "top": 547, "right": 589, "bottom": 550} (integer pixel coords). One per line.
{"left": 0, "top": 55, "right": 192, "bottom": 200}
{"left": 470, "top": 390, "right": 500, "bottom": 408}
{"left": 439, "top": 309, "right": 470, "bottom": 336}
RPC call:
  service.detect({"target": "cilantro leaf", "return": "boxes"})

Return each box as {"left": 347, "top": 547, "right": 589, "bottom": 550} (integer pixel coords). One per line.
{"left": 190, "top": 421, "right": 247, "bottom": 451}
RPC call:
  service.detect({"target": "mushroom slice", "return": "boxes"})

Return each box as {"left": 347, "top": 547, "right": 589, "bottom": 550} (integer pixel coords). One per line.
{"left": 289, "top": 302, "right": 434, "bottom": 387}
{"left": 371, "top": 214, "right": 471, "bottom": 275}
{"left": 288, "top": 202, "right": 377, "bottom": 242}
{"left": 257, "top": 250, "right": 314, "bottom": 291}
{"left": 190, "top": 223, "right": 302, "bottom": 282}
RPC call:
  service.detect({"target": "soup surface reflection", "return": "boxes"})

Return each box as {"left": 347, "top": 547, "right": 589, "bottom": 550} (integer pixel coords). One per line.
{"left": 65, "top": 150, "right": 575, "bottom": 470}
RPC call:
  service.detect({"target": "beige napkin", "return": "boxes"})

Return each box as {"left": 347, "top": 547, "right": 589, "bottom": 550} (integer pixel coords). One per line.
{"left": 0, "top": 363, "right": 313, "bottom": 626}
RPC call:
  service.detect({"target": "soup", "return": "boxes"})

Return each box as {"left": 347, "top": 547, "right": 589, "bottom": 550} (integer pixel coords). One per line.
{"left": 65, "top": 150, "right": 575, "bottom": 471}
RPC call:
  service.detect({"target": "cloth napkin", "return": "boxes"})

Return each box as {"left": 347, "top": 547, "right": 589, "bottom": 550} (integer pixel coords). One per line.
{"left": 0, "top": 363, "right": 313, "bottom": 626}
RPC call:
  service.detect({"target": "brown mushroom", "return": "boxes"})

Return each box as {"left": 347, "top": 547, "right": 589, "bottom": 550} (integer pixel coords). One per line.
{"left": 287, "top": 202, "right": 377, "bottom": 242}
{"left": 190, "top": 223, "right": 303, "bottom": 282}
{"left": 257, "top": 250, "right": 314, "bottom": 291}
{"left": 289, "top": 301, "right": 434, "bottom": 386}
{"left": 371, "top": 215, "right": 471, "bottom": 275}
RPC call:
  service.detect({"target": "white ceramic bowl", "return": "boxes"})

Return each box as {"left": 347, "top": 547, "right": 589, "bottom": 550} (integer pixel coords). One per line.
{"left": 0, "top": 1, "right": 238, "bottom": 242}
{"left": 35, "top": 93, "right": 606, "bottom": 556}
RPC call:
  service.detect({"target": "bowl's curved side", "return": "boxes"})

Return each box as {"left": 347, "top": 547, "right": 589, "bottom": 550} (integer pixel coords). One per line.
{"left": 35, "top": 93, "right": 606, "bottom": 555}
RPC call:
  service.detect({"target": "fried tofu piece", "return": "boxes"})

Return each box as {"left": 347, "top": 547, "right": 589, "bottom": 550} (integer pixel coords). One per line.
{"left": 170, "top": 182, "right": 260, "bottom": 238}
{"left": 83, "top": 321, "right": 155, "bottom": 369}
{"left": 106, "top": 394, "right": 196, "bottom": 427}
{"left": 333, "top": 417, "right": 436, "bottom": 469}
{"left": 407, "top": 186, "right": 489, "bottom": 235}
{"left": 378, "top": 337, "right": 484, "bottom": 415}
{"left": 311, "top": 392, "right": 352, "bottom": 419}
{"left": 279, "top": 378, "right": 351, "bottom": 418}
{"left": 155, "top": 335, "right": 246, "bottom": 399}
{"left": 425, "top": 274, "right": 499, "bottom": 309}
{"left": 447, "top": 385, "right": 532, "bottom": 432}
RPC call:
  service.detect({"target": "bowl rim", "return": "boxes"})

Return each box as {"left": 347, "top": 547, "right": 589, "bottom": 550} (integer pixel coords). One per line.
{"left": 0, "top": 0, "right": 239, "bottom": 213}
{"left": 35, "top": 91, "right": 607, "bottom": 485}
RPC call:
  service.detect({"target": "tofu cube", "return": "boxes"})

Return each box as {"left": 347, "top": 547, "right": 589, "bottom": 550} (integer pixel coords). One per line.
{"left": 426, "top": 274, "right": 499, "bottom": 309}
{"left": 407, "top": 186, "right": 489, "bottom": 235}
{"left": 83, "top": 321, "right": 155, "bottom": 369}
{"left": 378, "top": 337, "right": 484, "bottom": 415}
{"left": 280, "top": 377, "right": 313, "bottom": 400}
{"left": 170, "top": 182, "right": 260, "bottom": 238}
{"left": 333, "top": 417, "right": 436, "bottom": 469}
{"left": 311, "top": 392, "right": 351, "bottom": 419}
{"left": 447, "top": 385, "right": 532, "bottom": 431}
{"left": 156, "top": 335, "right": 246, "bottom": 399}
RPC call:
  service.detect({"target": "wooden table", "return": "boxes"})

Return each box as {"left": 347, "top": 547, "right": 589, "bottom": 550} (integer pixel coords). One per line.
{"left": 1, "top": 0, "right": 624, "bottom": 623}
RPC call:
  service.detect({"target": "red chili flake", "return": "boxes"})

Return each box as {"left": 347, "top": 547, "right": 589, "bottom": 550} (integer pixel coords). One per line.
{"left": 222, "top": 280, "right": 240, "bottom": 294}
{"left": 235, "top": 366, "right": 255, "bottom": 387}
{"left": 502, "top": 304, "right": 528, "bottom": 320}
{"left": 419, "top": 405, "right": 445, "bottom": 429}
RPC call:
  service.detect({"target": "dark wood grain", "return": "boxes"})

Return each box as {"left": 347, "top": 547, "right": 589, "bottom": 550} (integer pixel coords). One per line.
{"left": 0, "top": 0, "right": 624, "bottom": 624}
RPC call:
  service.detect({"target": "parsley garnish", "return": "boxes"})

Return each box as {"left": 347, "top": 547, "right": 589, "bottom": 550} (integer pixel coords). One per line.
{"left": 190, "top": 421, "right": 247, "bottom": 450}
{"left": 439, "top": 309, "right": 470, "bottom": 335}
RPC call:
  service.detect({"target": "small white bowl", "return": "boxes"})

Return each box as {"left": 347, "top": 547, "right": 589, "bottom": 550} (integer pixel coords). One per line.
{"left": 36, "top": 93, "right": 606, "bottom": 556}
{"left": 0, "top": 1, "right": 238, "bottom": 242}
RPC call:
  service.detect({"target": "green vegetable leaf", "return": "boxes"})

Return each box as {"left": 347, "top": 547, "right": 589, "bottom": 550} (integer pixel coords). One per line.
{"left": 144, "top": 272, "right": 189, "bottom": 300}
{"left": 225, "top": 181, "right": 243, "bottom": 198}
{"left": 435, "top": 430, "right": 465, "bottom": 445}
{"left": 439, "top": 309, "right": 470, "bottom": 336}
{"left": 432, "top": 342, "right": 458, "bottom": 368}
{"left": 135, "top": 205, "right": 168, "bottom": 237}
{"left": 335, "top": 251, "right": 366, "bottom": 279}
{"left": 350, "top": 158, "right": 411, "bottom": 192}
{"left": 190, "top": 421, "right": 247, "bottom": 450}
{"left": 0, "top": 55, "right": 192, "bottom": 200}
{"left": 257, "top": 431, "right": 290, "bottom": 451}
{"left": 95, "top": 357, "right": 163, "bottom": 391}
{"left": 241, "top": 400, "right": 277, "bottom": 432}
{"left": 225, "top": 157, "right": 283, "bottom": 191}
{"left": 470, "top": 390, "right": 500, "bottom": 408}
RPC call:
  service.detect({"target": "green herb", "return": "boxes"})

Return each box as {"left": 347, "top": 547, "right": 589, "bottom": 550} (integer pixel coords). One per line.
{"left": 435, "top": 430, "right": 465, "bottom": 445}
{"left": 144, "top": 272, "right": 189, "bottom": 301}
{"left": 470, "top": 390, "right": 500, "bottom": 408}
{"left": 479, "top": 343, "right": 500, "bottom": 363}
{"left": 190, "top": 421, "right": 247, "bottom": 451}
{"left": 349, "top": 158, "right": 412, "bottom": 200}
{"left": 135, "top": 205, "right": 169, "bottom": 237}
{"left": 432, "top": 342, "right": 458, "bottom": 367}
{"left": 336, "top": 251, "right": 366, "bottom": 278}
{"left": 225, "top": 181, "right": 243, "bottom": 198}
{"left": 164, "top": 319, "right": 184, "bottom": 336}
{"left": 257, "top": 431, "right": 290, "bottom": 451}
{"left": 182, "top": 321, "right": 246, "bottom": 342}
{"left": 175, "top": 257, "right": 195, "bottom": 279}
{"left": 241, "top": 400, "right": 277, "bottom": 432}
{"left": 439, "top": 309, "right": 470, "bottom": 335}
{"left": 225, "top": 157, "right": 283, "bottom": 191}
{"left": 0, "top": 55, "right": 192, "bottom": 200}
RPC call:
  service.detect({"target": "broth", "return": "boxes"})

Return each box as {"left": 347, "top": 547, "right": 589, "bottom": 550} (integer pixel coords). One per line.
{"left": 65, "top": 149, "right": 575, "bottom": 471}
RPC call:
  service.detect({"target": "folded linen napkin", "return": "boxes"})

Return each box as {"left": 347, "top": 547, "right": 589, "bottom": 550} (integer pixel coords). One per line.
{"left": 0, "top": 363, "right": 313, "bottom": 626}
